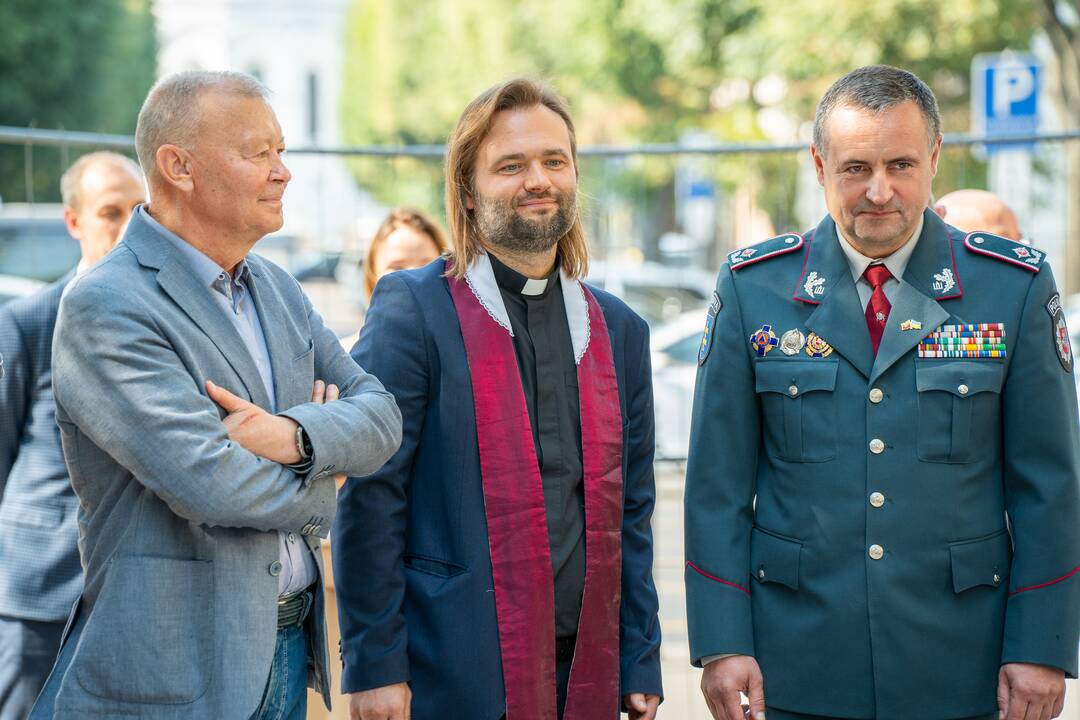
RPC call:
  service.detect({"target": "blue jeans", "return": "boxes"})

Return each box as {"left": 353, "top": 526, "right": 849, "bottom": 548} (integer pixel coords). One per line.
{"left": 249, "top": 625, "right": 309, "bottom": 720}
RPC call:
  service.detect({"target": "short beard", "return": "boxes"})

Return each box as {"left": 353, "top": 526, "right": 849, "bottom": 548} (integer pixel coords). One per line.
{"left": 472, "top": 189, "right": 576, "bottom": 256}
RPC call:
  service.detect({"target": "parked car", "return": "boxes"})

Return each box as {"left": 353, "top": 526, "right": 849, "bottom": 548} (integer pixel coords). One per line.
{"left": 585, "top": 260, "right": 714, "bottom": 327}
{"left": 0, "top": 217, "right": 78, "bottom": 284}
{"left": 650, "top": 309, "right": 708, "bottom": 460}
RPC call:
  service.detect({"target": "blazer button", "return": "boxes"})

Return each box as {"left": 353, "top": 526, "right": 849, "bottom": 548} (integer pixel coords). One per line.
{"left": 869, "top": 438, "right": 885, "bottom": 454}
{"left": 788, "top": 385, "right": 799, "bottom": 397}
{"left": 269, "top": 561, "right": 283, "bottom": 576}
{"left": 869, "top": 492, "right": 885, "bottom": 508}
{"left": 957, "top": 384, "right": 969, "bottom": 395}
{"left": 868, "top": 388, "right": 884, "bottom": 403}
{"left": 868, "top": 544, "right": 884, "bottom": 560}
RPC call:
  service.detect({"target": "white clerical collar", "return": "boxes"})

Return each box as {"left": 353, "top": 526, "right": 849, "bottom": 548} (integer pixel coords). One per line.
{"left": 463, "top": 252, "right": 591, "bottom": 364}
{"left": 836, "top": 214, "right": 924, "bottom": 284}
{"left": 521, "top": 277, "right": 549, "bottom": 295}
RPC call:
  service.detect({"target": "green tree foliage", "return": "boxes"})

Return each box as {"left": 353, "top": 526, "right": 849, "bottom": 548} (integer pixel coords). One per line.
{"left": 341, "top": 0, "right": 1039, "bottom": 247}
{"left": 0, "top": 0, "right": 157, "bottom": 203}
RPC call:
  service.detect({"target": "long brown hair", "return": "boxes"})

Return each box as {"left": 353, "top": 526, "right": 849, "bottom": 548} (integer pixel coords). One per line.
{"left": 444, "top": 78, "right": 589, "bottom": 279}
{"left": 364, "top": 207, "right": 448, "bottom": 299}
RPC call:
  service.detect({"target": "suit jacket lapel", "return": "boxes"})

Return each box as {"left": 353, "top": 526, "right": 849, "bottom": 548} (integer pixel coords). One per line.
{"left": 870, "top": 209, "right": 963, "bottom": 384}
{"left": 125, "top": 213, "right": 273, "bottom": 410}
{"left": 796, "top": 216, "right": 875, "bottom": 378}
{"left": 246, "top": 261, "right": 305, "bottom": 412}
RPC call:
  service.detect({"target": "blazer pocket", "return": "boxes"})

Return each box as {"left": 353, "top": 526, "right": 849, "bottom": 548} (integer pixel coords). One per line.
{"left": 750, "top": 526, "right": 803, "bottom": 591}
{"left": 0, "top": 501, "right": 65, "bottom": 529}
{"left": 949, "top": 528, "right": 1011, "bottom": 593}
{"left": 75, "top": 557, "right": 214, "bottom": 704}
{"left": 293, "top": 339, "right": 315, "bottom": 361}
{"left": 403, "top": 553, "right": 468, "bottom": 578}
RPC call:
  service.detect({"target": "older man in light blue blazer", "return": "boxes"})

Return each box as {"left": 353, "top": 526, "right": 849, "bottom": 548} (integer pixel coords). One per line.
{"left": 30, "top": 70, "right": 402, "bottom": 720}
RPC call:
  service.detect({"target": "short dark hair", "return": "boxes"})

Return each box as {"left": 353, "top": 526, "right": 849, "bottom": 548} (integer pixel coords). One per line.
{"left": 813, "top": 65, "right": 941, "bottom": 156}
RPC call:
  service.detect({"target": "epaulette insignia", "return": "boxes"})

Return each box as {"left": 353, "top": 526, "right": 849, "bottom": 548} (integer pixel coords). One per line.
{"left": 728, "top": 233, "right": 804, "bottom": 271}
{"left": 964, "top": 232, "right": 1045, "bottom": 273}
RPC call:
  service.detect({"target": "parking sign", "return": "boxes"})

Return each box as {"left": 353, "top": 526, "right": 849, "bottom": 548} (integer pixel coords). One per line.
{"left": 971, "top": 52, "right": 1041, "bottom": 152}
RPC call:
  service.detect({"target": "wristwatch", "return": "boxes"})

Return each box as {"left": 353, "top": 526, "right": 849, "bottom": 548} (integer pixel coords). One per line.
{"left": 295, "top": 424, "right": 312, "bottom": 461}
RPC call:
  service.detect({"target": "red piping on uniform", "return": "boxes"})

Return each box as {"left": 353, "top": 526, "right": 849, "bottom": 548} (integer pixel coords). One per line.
{"left": 964, "top": 232, "right": 1040, "bottom": 273}
{"left": 731, "top": 234, "right": 805, "bottom": 272}
{"left": 937, "top": 232, "right": 964, "bottom": 300}
{"left": 686, "top": 561, "right": 751, "bottom": 596}
{"left": 792, "top": 236, "right": 819, "bottom": 305}
{"left": 1008, "top": 566, "right": 1080, "bottom": 597}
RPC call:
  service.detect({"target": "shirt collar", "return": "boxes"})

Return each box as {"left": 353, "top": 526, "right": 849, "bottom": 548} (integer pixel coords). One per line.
{"left": 836, "top": 213, "right": 924, "bottom": 284}
{"left": 137, "top": 205, "right": 250, "bottom": 290}
{"left": 488, "top": 251, "right": 557, "bottom": 298}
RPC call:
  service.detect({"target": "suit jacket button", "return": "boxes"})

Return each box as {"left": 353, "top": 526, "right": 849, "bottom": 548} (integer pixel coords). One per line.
{"left": 269, "top": 561, "right": 283, "bottom": 576}
{"left": 868, "top": 388, "right": 884, "bottom": 403}
{"left": 869, "top": 492, "right": 885, "bottom": 508}
{"left": 868, "top": 544, "right": 884, "bottom": 560}
{"left": 869, "top": 439, "right": 885, "bottom": 454}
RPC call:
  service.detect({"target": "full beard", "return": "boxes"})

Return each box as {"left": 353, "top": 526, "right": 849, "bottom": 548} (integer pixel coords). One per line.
{"left": 473, "top": 190, "right": 577, "bottom": 255}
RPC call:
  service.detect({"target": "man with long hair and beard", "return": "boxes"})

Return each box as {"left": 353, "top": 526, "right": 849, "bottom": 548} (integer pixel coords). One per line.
{"left": 334, "top": 78, "right": 663, "bottom": 720}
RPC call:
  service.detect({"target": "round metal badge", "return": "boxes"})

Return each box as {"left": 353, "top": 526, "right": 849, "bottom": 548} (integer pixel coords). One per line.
{"left": 805, "top": 332, "right": 834, "bottom": 358}
{"left": 780, "top": 329, "right": 806, "bottom": 356}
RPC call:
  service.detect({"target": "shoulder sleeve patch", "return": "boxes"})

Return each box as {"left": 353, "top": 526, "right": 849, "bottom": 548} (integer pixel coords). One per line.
{"left": 728, "top": 233, "right": 804, "bottom": 271}
{"left": 963, "top": 232, "right": 1046, "bottom": 273}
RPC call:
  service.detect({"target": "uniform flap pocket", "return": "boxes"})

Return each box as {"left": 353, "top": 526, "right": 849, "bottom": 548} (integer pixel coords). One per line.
{"left": 754, "top": 360, "right": 838, "bottom": 396}
{"left": 750, "top": 527, "right": 802, "bottom": 590}
{"left": 0, "top": 501, "right": 65, "bottom": 529}
{"left": 916, "top": 362, "right": 1004, "bottom": 397}
{"left": 403, "top": 553, "right": 467, "bottom": 578}
{"left": 949, "top": 529, "right": 1011, "bottom": 593}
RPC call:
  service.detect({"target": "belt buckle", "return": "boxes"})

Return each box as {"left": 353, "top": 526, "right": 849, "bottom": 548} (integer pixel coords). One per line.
{"left": 294, "top": 590, "right": 312, "bottom": 627}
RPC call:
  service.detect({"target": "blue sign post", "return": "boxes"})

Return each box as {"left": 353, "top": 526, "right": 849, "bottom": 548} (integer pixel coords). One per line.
{"left": 971, "top": 52, "right": 1042, "bottom": 153}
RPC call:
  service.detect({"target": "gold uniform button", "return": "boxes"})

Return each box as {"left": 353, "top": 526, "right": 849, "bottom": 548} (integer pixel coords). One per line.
{"left": 869, "top": 492, "right": 885, "bottom": 508}
{"left": 868, "top": 388, "right": 884, "bottom": 403}
{"left": 958, "top": 384, "right": 969, "bottom": 395}
{"left": 868, "top": 544, "right": 884, "bottom": 560}
{"left": 869, "top": 438, "right": 885, "bottom": 454}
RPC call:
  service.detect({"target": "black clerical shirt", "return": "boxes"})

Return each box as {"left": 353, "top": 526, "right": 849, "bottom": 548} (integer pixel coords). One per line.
{"left": 489, "top": 253, "right": 586, "bottom": 640}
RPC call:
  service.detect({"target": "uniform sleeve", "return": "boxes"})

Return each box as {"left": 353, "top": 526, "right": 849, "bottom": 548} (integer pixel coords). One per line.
{"left": 684, "top": 265, "right": 759, "bottom": 664}
{"left": 52, "top": 281, "right": 337, "bottom": 536}
{"left": 618, "top": 316, "right": 663, "bottom": 698}
{"left": 999, "top": 265, "right": 1080, "bottom": 677}
{"left": 0, "top": 306, "right": 29, "bottom": 499}
{"left": 334, "top": 272, "right": 427, "bottom": 693}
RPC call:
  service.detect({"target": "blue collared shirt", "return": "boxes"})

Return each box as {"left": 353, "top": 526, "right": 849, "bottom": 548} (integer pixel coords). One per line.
{"left": 138, "top": 205, "right": 317, "bottom": 596}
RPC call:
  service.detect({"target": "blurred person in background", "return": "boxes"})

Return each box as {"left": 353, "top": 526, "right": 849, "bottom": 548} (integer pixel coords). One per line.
{"left": 29, "top": 70, "right": 401, "bottom": 720}
{"left": 335, "top": 77, "right": 663, "bottom": 720}
{"left": 362, "top": 207, "right": 447, "bottom": 301}
{"left": 936, "top": 188, "right": 1024, "bottom": 242}
{"left": 685, "top": 65, "right": 1079, "bottom": 720}
{"left": 0, "top": 151, "right": 144, "bottom": 720}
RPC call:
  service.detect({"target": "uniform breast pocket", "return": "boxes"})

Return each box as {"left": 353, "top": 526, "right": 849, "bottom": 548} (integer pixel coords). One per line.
{"left": 915, "top": 362, "right": 1004, "bottom": 463}
{"left": 755, "top": 360, "right": 839, "bottom": 463}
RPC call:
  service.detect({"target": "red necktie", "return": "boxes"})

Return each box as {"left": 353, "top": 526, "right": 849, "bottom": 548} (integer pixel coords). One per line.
{"left": 863, "top": 264, "right": 893, "bottom": 355}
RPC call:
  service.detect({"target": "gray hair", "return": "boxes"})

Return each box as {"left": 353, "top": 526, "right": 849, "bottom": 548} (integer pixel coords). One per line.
{"left": 135, "top": 70, "right": 269, "bottom": 183}
{"left": 812, "top": 65, "right": 941, "bottom": 156}
{"left": 60, "top": 151, "right": 143, "bottom": 210}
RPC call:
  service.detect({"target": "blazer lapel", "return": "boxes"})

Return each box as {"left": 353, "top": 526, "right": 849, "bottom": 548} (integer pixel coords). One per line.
{"left": 246, "top": 260, "right": 306, "bottom": 412}
{"left": 796, "top": 217, "right": 875, "bottom": 379}
{"left": 869, "top": 209, "right": 963, "bottom": 384}
{"left": 125, "top": 213, "right": 273, "bottom": 410}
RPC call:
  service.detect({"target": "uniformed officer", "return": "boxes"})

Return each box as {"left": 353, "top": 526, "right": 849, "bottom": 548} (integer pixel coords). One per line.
{"left": 685, "top": 65, "right": 1080, "bottom": 720}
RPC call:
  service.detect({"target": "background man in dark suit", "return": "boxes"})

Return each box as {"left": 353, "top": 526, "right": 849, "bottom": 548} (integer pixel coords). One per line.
{"left": 335, "top": 78, "right": 663, "bottom": 720}
{"left": 0, "top": 151, "right": 144, "bottom": 720}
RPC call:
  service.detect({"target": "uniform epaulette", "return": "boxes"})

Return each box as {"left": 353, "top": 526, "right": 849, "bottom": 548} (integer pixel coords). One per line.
{"left": 963, "top": 231, "right": 1046, "bottom": 273}
{"left": 728, "top": 232, "right": 804, "bottom": 271}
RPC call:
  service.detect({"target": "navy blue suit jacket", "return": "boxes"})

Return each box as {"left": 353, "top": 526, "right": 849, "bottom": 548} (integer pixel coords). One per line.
{"left": 0, "top": 271, "right": 82, "bottom": 622}
{"left": 335, "top": 259, "right": 662, "bottom": 719}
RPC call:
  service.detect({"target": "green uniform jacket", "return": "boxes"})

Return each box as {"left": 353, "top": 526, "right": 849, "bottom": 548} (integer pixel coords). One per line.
{"left": 684, "top": 208, "right": 1080, "bottom": 720}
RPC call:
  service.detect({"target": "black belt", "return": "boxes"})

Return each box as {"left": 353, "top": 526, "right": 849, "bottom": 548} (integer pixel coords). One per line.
{"left": 555, "top": 635, "right": 577, "bottom": 663}
{"left": 277, "top": 585, "right": 315, "bottom": 629}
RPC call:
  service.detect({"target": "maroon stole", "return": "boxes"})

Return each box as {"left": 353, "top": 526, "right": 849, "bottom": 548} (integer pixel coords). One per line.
{"left": 449, "top": 273, "right": 624, "bottom": 720}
